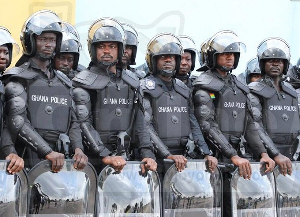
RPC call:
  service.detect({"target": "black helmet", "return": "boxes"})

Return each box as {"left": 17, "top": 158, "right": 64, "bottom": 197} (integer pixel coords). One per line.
{"left": 196, "top": 39, "right": 209, "bottom": 72}
{"left": 145, "top": 33, "right": 183, "bottom": 76}
{"left": 58, "top": 22, "right": 81, "bottom": 70}
{"left": 257, "top": 37, "right": 290, "bottom": 75}
{"left": 0, "top": 26, "right": 20, "bottom": 67}
{"left": 121, "top": 23, "right": 138, "bottom": 65}
{"left": 88, "top": 17, "right": 125, "bottom": 66}
{"left": 244, "top": 57, "right": 261, "bottom": 84}
{"left": 205, "top": 30, "right": 246, "bottom": 71}
{"left": 20, "top": 10, "right": 62, "bottom": 57}
{"left": 178, "top": 35, "right": 198, "bottom": 71}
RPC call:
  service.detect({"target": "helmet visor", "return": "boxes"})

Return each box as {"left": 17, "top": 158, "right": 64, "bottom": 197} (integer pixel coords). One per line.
{"left": 257, "top": 38, "right": 290, "bottom": 60}
{"left": 148, "top": 34, "right": 183, "bottom": 56}
{"left": 0, "top": 28, "right": 20, "bottom": 56}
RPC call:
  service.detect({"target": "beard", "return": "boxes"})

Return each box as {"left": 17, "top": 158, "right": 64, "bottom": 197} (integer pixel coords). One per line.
{"left": 36, "top": 52, "right": 54, "bottom": 61}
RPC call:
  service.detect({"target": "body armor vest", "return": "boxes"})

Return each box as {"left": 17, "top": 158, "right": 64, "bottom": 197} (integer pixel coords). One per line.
{"left": 94, "top": 79, "right": 135, "bottom": 143}
{"left": 27, "top": 76, "right": 71, "bottom": 133}
{"left": 150, "top": 84, "right": 190, "bottom": 149}
{"left": 216, "top": 85, "right": 247, "bottom": 137}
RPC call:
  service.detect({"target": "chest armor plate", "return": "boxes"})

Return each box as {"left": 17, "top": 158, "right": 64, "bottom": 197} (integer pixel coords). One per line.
{"left": 94, "top": 80, "right": 135, "bottom": 133}
{"left": 27, "top": 77, "right": 71, "bottom": 132}
{"left": 152, "top": 89, "right": 190, "bottom": 143}
{"left": 216, "top": 86, "right": 246, "bottom": 134}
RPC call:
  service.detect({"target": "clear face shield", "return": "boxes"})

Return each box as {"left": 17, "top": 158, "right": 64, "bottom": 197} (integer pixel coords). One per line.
{"left": 257, "top": 37, "right": 290, "bottom": 60}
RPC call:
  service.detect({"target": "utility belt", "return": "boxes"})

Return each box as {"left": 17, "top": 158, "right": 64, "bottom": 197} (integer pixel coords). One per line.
{"left": 36, "top": 130, "right": 70, "bottom": 158}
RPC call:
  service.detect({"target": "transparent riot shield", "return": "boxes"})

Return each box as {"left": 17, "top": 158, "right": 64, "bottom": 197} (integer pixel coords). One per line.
{"left": 98, "top": 161, "right": 160, "bottom": 217}
{"left": 163, "top": 159, "right": 222, "bottom": 217}
{"left": 231, "top": 162, "right": 276, "bottom": 217}
{"left": 274, "top": 161, "right": 300, "bottom": 217}
{"left": 0, "top": 160, "right": 28, "bottom": 217}
{"left": 27, "top": 159, "right": 97, "bottom": 217}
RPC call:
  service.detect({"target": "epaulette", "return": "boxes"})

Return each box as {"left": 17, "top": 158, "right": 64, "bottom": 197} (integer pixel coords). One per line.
{"left": 55, "top": 70, "right": 72, "bottom": 88}
{"left": 173, "top": 78, "right": 190, "bottom": 99}
{"left": 281, "top": 81, "right": 297, "bottom": 98}
{"left": 193, "top": 72, "right": 225, "bottom": 91}
{"left": 122, "top": 69, "right": 140, "bottom": 89}
{"left": 248, "top": 82, "right": 276, "bottom": 99}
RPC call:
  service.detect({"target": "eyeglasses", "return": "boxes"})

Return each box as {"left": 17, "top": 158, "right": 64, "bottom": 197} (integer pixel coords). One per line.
{"left": 158, "top": 55, "right": 175, "bottom": 61}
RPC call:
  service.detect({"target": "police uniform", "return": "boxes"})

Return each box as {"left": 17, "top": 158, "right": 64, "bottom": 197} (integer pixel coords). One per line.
{"left": 72, "top": 64, "right": 155, "bottom": 171}
{"left": 248, "top": 79, "right": 300, "bottom": 159}
{"left": 2, "top": 59, "right": 83, "bottom": 168}
{"left": 141, "top": 74, "right": 211, "bottom": 165}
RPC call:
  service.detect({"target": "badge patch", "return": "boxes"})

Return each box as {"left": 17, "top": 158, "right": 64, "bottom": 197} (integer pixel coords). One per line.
{"left": 145, "top": 79, "right": 155, "bottom": 90}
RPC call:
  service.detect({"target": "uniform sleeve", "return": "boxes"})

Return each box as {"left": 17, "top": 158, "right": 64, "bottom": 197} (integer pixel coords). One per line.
{"left": 0, "top": 123, "right": 17, "bottom": 158}
{"left": 193, "top": 88, "right": 238, "bottom": 158}
{"left": 246, "top": 93, "right": 280, "bottom": 158}
{"left": 68, "top": 101, "right": 84, "bottom": 151}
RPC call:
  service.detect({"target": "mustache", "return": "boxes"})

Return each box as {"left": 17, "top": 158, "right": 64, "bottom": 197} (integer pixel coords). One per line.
{"left": 101, "top": 54, "right": 113, "bottom": 58}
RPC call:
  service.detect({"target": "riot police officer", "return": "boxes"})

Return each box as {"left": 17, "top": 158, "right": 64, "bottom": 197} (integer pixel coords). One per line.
{"left": 141, "top": 33, "right": 217, "bottom": 174}
{"left": 0, "top": 26, "right": 24, "bottom": 174}
{"left": 121, "top": 23, "right": 146, "bottom": 79}
{"left": 53, "top": 22, "right": 82, "bottom": 79}
{"left": 248, "top": 37, "right": 297, "bottom": 175}
{"left": 244, "top": 57, "right": 262, "bottom": 84}
{"left": 2, "top": 10, "right": 88, "bottom": 172}
{"left": 176, "top": 35, "right": 198, "bottom": 88}
{"left": 72, "top": 17, "right": 157, "bottom": 173}
{"left": 192, "top": 30, "right": 275, "bottom": 216}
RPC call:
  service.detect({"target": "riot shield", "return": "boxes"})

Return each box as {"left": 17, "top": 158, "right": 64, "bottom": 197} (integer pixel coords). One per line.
{"left": 27, "top": 159, "right": 97, "bottom": 217}
{"left": 274, "top": 161, "right": 300, "bottom": 217}
{"left": 0, "top": 160, "right": 28, "bottom": 217}
{"left": 163, "top": 160, "right": 222, "bottom": 217}
{"left": 98, "top": 161, "right": 160, "bottom": 217}
{"left": 231, "top": 162, "right": 276, "bottom": 217}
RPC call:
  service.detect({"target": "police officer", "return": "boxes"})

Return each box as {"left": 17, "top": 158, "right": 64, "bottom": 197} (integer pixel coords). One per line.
{"left": 72, "top": 17, "right": 157, "bottom": 173}
{"left": 192, "top": 30, "right": 275, "bottom": 216}
{"left": 121, "top": 23, "right": 146, "bottom": 79}
{"left": 2, "top": 10, "right": 88, "bottom": 172}
{"left": 0, "top": 26, "right": 24, "bottom": 174}
{"left": 244, "top": 57, "right": 262, "bottom": 84}
{"left": 141, "top": 33, "right": 218, "bottom": 175}
{"left": 53, "top": 22, "right": 81, "bottom": 79}
{"left": 248, "top": 37, "right": 297, "bottom": 175}
{"left": 176, "top": 35, "right": 198, "bottom": 88}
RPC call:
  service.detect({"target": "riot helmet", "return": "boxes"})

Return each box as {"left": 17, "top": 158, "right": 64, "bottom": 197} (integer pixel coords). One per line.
{"left": 178, "top": 35, "right": 198, "bottom": 71}
{"left": 88, "top": 17, "right": 125, "bottom": 67}
{"left": 145, "top": 33, "right": 183, "bottom": 76}
{"left": 121, "top": 23, "right": 138, "bottom": 65}
{"left": 257, "top": 37, "right": 290, "bottom": 75}
{"left": 57, "top": 22, "right": 81, "bottom": 70}
{"left": 205, "top": 30, "right": 246, "bottom": 72}
{"left": 245, "top": 57, "right": 261, "bottom": 84}
{"left": 0, "top": 26, "right": 20, "bottom": 68}
{"left": 20, "top": 10, "right": 62, "bottom": 57}
{"left": 196, "top": 39, "right": 209, "bottom": 72}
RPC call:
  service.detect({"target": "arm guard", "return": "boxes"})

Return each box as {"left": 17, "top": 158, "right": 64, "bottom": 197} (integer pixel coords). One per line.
{"left": 73, "top": 87, "right": 111, "bottom": 158}
{"left": 143, "top": 96, "right": 170, "bottom": 158}
{"left": 247, "top": 93, "right": 279, "bottom": 158}
{"left": 5, "top": 81, "right": 53, "bottom": 158}
{"left": 193, "top": 89, "right": 237, "bottom": 158}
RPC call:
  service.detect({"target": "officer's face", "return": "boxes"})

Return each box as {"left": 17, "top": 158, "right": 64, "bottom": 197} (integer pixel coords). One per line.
{"left": 249, "top": 73, "right": 262, "bottom": 83}
{"left": 179, "top": 51, "right": 192, "bottom": 75}
{"left": 122, "top": 45, "right": 133, "bottom": 66}
{"left": 216, "top": 53, "right": 234, "bottom": 69}
{"left": 54, "top": 53, "right": 74, "bottom": 74}
{"left": 96, "top": 42, "right": 118, "bottom": 63}
{"left": 264, "top": 59, "right": 284, "bottom": 77}
{"left": 0, "top": 45, "right": 9, "bottom": 72}
{"left": 35, "top": 32, "right": 57, "bottom": 60}
{"left": 156, "top": 54, "right": 176, "bottom": 71}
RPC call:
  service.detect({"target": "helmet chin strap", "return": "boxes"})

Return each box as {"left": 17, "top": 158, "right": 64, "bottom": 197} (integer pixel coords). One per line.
{"left": 216, "top": 65, "right": 234, "bottom": 73}
{"left": 158, "top": 69, "right": 176, "bottom": 77}
{"left": 96, "top": 59, "right": 118, "bottom": 72}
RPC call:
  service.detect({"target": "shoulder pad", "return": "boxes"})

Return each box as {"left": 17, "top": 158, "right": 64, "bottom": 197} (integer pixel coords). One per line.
{"left": 3, "top": 67, "right": 24, "bottom": 76}
{"left": 135, "top": 69, "right": 146, "bottom": 79}
{"left": 248, "top": 82, "right": 276, "bottom": 99}
{"left": 55, "top": 70, "right": 72, "bottom": 88}
{"left": 140, "top": 78, "right": 163, "bottom": 98}
{"left": 122, "top": 69, "right": 140, "bottom": 89}
{"left": 193, "top": 72, "right": 224, "bottom": 91}
{"left": 282, "top": 81, "right": 297, "bottom": 98}
{"left": 3, "top": 67, "right": 38, "bottom": 80}
{"left": 173, "top": 78, "right": 190, "bottom": 99}
{"left": 72, "top": 69, "right": 98, "bottom": 86}
{"left": 234, "top": 76, "right": 250, "bottom": 94}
